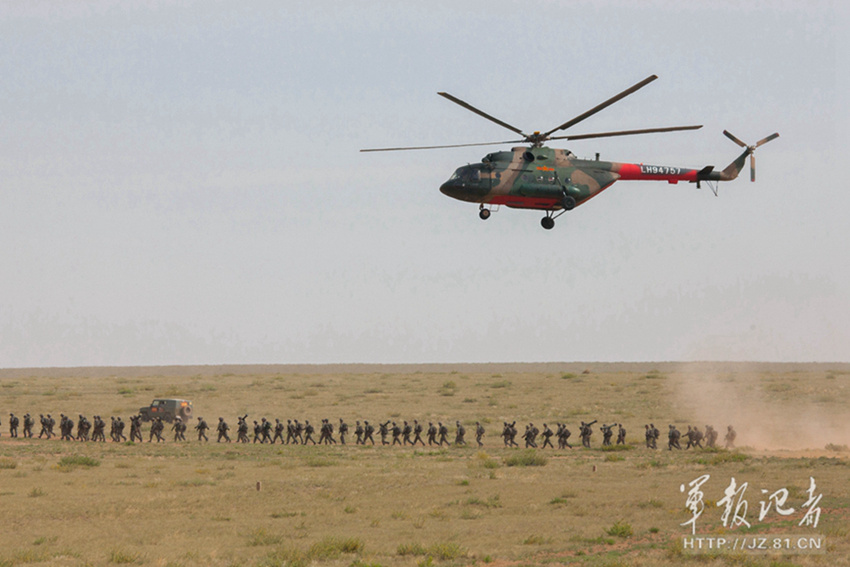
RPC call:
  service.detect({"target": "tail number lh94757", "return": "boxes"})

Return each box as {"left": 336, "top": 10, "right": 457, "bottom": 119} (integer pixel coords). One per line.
{"left": 640, "top": 165, "right": 681, "bottom": 175}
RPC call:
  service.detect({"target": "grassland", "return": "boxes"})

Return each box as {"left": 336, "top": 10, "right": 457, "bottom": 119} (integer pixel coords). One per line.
{"left": 1, "top": 362, "right": 849, "bottom": 567}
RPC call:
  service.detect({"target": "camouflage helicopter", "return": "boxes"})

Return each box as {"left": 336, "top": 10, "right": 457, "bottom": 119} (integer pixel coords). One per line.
{"left": 362, "top": 75, "right": 778, "bottom": 229}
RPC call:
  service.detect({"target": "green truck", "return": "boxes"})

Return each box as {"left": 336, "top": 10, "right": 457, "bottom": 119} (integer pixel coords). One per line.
{"left": 138, "top": 399, "right": 193, "bottom": 423}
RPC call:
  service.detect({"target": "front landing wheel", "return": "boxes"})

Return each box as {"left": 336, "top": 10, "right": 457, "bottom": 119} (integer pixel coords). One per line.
{"left": 541, "top": 216, "right": 555, "bottom": 230}
{"left": 479, "top": 208, "right": 491, "bottom": 220}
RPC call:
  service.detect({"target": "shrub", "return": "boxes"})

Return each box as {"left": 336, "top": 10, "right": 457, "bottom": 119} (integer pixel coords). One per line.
{"left": 504, "top": 450, "right": 547, "bottom": 467}
{"left": 247, "top": 528, "right": 284, "bottom": 546}
{"left": 397, "top": 543, "right": 427, "bottom": 556}
{"left": 606, "top": 521, "right": 633, "bottom": 538}
{"left": 57, "top": 455, "right": 100, "bottom": 471}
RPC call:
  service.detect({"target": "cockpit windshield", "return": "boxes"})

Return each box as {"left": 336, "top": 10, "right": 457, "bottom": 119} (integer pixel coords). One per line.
{"left": 448, "top": 166, "right": 481, "bottom": 183}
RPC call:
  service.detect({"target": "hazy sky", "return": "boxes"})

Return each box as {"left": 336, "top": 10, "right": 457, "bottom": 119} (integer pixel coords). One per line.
{"left": 1, "top": 1, "right": 847, "bottom": 367}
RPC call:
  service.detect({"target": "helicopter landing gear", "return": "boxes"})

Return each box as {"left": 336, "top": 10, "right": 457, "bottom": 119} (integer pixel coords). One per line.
{"left": 541, "top": 208, "right": 567, "bottom": 230}
{"left": 479, "top": 206, "right": 491, "bottom": 220}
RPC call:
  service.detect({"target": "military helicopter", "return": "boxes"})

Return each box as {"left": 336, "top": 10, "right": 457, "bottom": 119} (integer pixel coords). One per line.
{"left": 362, "top": 75, "right": 778, "bottom": 229}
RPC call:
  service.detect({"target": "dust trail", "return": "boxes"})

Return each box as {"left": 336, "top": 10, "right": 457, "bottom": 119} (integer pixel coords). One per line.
{"left": 669, "top": 363, "right": 850, "bottom": 451}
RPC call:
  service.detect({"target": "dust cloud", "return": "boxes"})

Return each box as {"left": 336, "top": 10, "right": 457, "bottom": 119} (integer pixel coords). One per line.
{"left": 669, "top": 363, "right": 850, "bottom": 451}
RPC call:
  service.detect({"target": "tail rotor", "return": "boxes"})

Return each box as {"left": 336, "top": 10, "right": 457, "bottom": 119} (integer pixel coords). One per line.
{"left": 723, "top": 130, "right": 779, "bottom": 182}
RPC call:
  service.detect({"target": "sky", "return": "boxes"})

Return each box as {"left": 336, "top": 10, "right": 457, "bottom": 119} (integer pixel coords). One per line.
{"left": 1, "top": 0, "right": 847, "bottom": 368}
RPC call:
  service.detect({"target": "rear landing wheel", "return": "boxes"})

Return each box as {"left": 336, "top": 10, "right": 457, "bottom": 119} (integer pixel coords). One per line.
{"left": 541, "top": 216, "right": 555, "bottom": 230}
{"left": 479, "top": 208, "right": 491, "bottom": 220}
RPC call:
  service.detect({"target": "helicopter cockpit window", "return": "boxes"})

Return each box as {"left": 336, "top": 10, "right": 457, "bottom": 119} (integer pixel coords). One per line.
{"left": 448, "top": 167, "right": 480, "bottom": 184}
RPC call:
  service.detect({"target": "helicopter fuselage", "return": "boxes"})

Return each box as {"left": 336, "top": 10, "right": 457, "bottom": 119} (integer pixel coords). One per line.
{"left": 439, "top": 146, "right": 721, "bottom": 212}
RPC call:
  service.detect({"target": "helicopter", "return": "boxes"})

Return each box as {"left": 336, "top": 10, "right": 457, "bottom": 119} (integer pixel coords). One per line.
{"left": 361, "top": 75, "right": 778, "bottom": 229}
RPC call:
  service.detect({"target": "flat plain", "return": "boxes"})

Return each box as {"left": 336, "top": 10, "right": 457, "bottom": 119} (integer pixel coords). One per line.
{"left": 1, "top": 362, "right": 849, "bottom": 567}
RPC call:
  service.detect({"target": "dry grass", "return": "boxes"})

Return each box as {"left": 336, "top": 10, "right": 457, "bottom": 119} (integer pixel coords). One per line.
{"left": 0, "top": 362, "right": 849, "bottom": 566}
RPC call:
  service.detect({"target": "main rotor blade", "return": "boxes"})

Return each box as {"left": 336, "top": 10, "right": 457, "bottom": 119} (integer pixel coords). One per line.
{"left": 547, "top": 124, "right": 703, "bottom": 142}
{"left": 360, "top": 139, "right": 524, "bottom": 152}
{"left": 437, "top": 92, "right": 527, "bottom": 137}
{"left": 755, "top": 132, "right": 779, "bottom": 147}
{"left": 542, "top": 74, "right": 659, "bottom": 138}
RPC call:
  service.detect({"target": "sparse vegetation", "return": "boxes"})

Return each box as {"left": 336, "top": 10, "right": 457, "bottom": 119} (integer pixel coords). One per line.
{"left": 606, "top": 520, "right": 633, "bottom": 538}
{"left": 503, "top": 450, "right": 547, "bottom": 467}
{"left": 0, "top": 363, "right": 847, "bottom": 566}
{"left": 57, "top": 455, "right": 101, "bottom": 471}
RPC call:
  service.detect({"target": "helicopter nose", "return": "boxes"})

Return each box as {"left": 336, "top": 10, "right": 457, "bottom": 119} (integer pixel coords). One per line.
{"left": 439, "top": 180, "right": 461, "bottom": 199}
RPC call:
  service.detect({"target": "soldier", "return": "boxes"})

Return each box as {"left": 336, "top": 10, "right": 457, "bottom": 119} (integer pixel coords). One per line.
{"left": 579, "top": 421, "right": 596, "bottom": 448}
{"left": 704, "top": 425, "right": 717, "bottom": 448}
{"left": 391, "top": 422, "right": 402, "bottom": 445}
{"left": 437, "top": 422, "right": 449, "bottom": 446}
{"left": 130, "top": 415, "right": 143, "bottom": 443}
{"left": 402, "top": 421, "right": 412, "bottom": 445}
{"left": 303, "top": 420, "right": 316, "bottom": 444}
{"left": 501, "top": 421, "right": 517, "bottom": 447}
{"left": 150, "top": 417, "right": 165, "bottom": 442}
{"left": 455, "top": 421, "right": 466, "bottom": 446}
{"left": 522, "top": 423, "right": 538, "bottom": 448}
{"left": 668, "top": 425, "right": 681, "bottom": 450}
{"left": 77, "top": 415, "right": 90, "bottom": 441}
{"left": 530, "top": 423, "right": 540, "bottom": 447}
{"left": 692, "top": 426, "right": 704, "bottom": 449}
{"left": 556, "top": 423, "right": 572, "bottom": 449}
{"left": 92, "top": 416, "right": 106, "bottom": 442}
{"left": 195, "top": 417, "right": 209, "bottom": 442}
{"left": 412, "top": 420, "right": 425, "bottom": 446}
{"left": 23, "top": 413, "right": 34, "bottom": 438}
{"left": 249, "top": 419, "right": 260, "bottom": 443}
{"left": 38, "top": 414, "right": 48, "bottom": 438}
{"left": 293, "top": 420, "right": 304, "bottom": 444}
{"left": 261, "top": 418, "right": 273, "bottom": 443}
{"left": 234, "top": 416, "right": 247, "bottom": 443}
{"left": 216, "top": 417, "right": 231, "bottom": 443}
{"left": 47, "top": 414, "right": 56, "bottom": 438}
{"left": 109, "top": 416, "right": 118, "bottom": 442}
{"left": 378, "top": 421, "right": 391, "bottom": 445}
{"left": 172, "top": 417, "right": 185, "bottom": 441}
{"left": 684, "top": 425, "right": 694, "bottom": 449}
{"left": 475, "top": 422, "right": 485, "bottom": 447}
{"left": 115, "top": 417, "right": 127, "bottom": 442}
{"left": 286, "top": 419, "right": 296, "bottom": 444}
{"left": 600, "top": 423, "right": 613, "bottom": 446}
{"left": 616, "top": 424, "right": 626, "bottom": 445}
{"left": 338, "top": 419, "right": 348, "bottom": 445}
{"left": 8, "top": 413, "right": 18, "bottom": 438}
{"left": 541, "top": 424, "right": 554, "bottom": 448}
{"left": 426, "top": 422, "right": 438, "bottom": 446}
{"left": 66, "top": 414, "right": 77, "bottom": 441}
{"left": 318, "top": 419, "right": 329, "bottom": 444}
{"left": 354, "top": 420, "right": 364, "bottom": 445}
{"left": 644, "top": 424, "right": 654, "bottom": 449}
{"left": 499, "top": 422, "right": 510, "bottom": 446}
{"left": 651, "top": 423, "right": 660, "bottom": 449}
{"left": 725, "top": 425, "right": 736, "bottom": 449}
{"left": 272, "top": 419, "right": 285, "bottom": 444}
{"left": 363, "top": 421, "right": 375, "bottom": 445}
{"left": 321, "top": 419, "right": 336, "bottom": 444}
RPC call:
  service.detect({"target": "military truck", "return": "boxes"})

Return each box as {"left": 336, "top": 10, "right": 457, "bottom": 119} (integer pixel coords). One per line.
{"left": 138, "top": 399, "right": 193, "bottom": 423}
